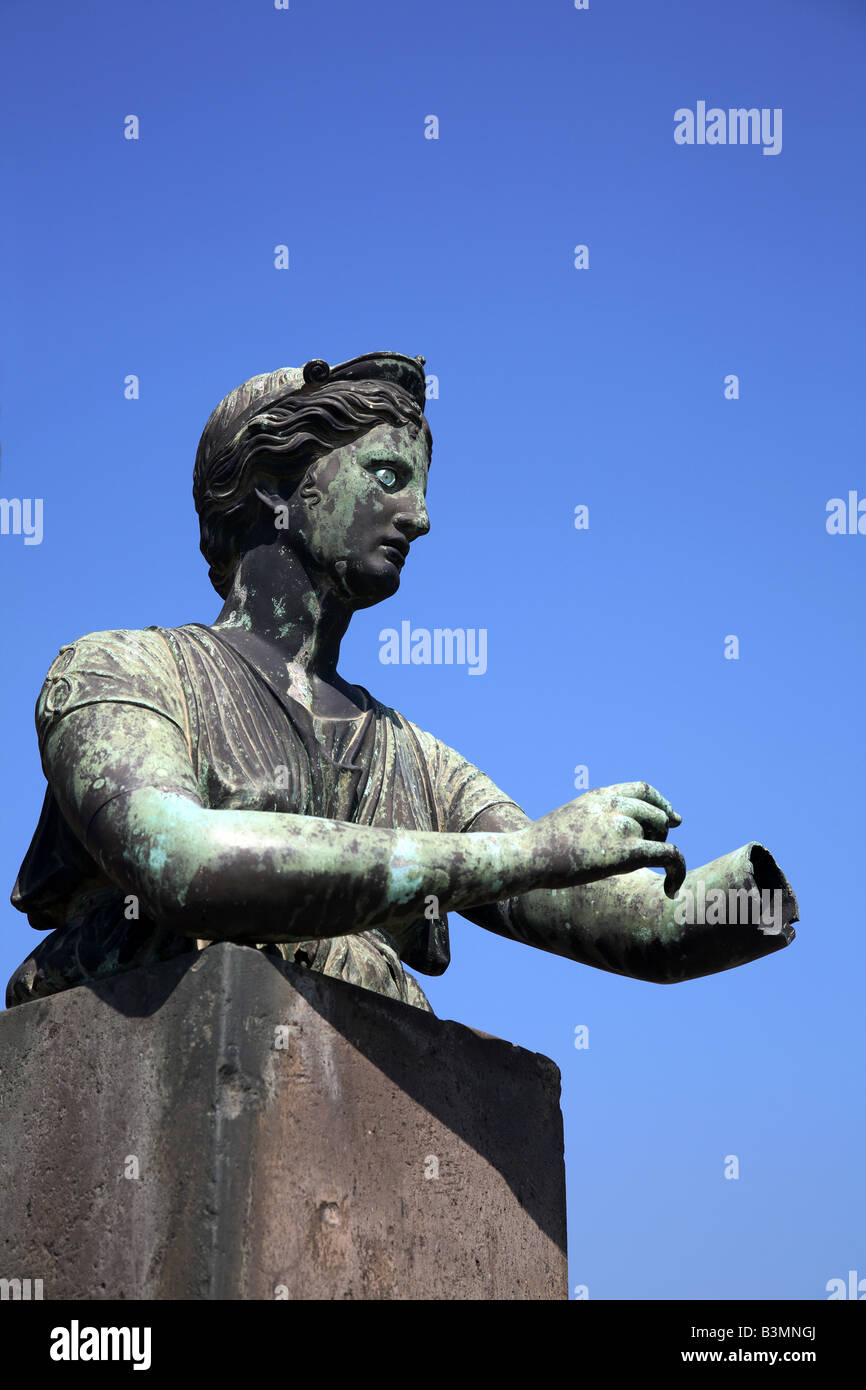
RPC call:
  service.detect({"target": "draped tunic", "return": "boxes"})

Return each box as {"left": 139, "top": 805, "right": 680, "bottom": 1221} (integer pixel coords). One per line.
{"left": 7, "top": 625, "right": 522, "bottom": 1012}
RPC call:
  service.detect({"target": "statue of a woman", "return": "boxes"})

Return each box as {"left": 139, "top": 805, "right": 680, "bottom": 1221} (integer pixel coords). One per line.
{"left": 7, "top": 352, "right": 796, "bottom": 1011}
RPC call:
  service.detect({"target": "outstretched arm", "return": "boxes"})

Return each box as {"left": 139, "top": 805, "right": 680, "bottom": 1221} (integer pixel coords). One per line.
{"left": 42, "top": 703, "right": 687, "bottom": 945}
{"left": 461, "top": 801, "right": 797, "bottom": 984}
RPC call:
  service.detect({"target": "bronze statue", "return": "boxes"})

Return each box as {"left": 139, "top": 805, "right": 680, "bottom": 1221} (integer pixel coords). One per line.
{"left": 7, "top": 352, "right": 797, "bottom": 1012}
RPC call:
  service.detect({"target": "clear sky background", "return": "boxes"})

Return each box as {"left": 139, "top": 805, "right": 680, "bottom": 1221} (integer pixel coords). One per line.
{"left": 1, "top": 0, "right": 863, "bottom": 1300}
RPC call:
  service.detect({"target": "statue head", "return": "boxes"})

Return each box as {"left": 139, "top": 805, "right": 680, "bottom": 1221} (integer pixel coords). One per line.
{"left": 193, "top": 354, "right": 433, "bottom": 607}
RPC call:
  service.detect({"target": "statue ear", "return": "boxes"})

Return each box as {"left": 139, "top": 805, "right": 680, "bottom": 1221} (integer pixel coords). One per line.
{"left": 252, "top": 485, "right": 283, "bottom": 515}
{"left": 251, "top": 485, "right": 294, "bottom": 537}
{"left": 254, "top": 464, "right": 321, "bottom": 518}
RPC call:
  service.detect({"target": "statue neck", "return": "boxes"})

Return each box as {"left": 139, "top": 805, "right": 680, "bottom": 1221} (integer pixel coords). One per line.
{"left": 211, "top": 542, "right": 351, "bottom": 680}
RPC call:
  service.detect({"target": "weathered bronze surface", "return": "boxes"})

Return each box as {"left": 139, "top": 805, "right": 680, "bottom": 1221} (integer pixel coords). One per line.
{"left": 7, "top": 351, "right": 797, "bottom": 1011}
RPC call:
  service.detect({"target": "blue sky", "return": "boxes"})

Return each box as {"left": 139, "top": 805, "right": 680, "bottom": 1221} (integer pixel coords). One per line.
{"left": 1, "top": 0, "right": 863, "bottom": 1299}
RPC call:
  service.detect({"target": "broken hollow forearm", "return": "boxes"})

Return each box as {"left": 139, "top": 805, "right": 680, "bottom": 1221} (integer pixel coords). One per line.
{"left": 493, "top": 843, "right": 798, "bottom": 984}
{"left": 88, "top": 788, "right": 549, "bottom": 942}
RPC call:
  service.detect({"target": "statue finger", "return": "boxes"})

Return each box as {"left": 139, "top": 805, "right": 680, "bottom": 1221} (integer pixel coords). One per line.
{"left": 626, "top": 840, "right": 686, "bottom": 898}
{"left": 615, "top": 797, "right": 670, "bottom": 842}
{"left": 611, "top": 782, "right": 681, "bottom": 826}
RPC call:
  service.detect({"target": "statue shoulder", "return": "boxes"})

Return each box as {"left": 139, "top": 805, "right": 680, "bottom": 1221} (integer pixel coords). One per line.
{"left": 381, "top": 708, "right": 527, "bottom": 833}
{"left": 360, "top": 693, "right": 442, "bottom": 760}
{"left": 41, "top": 625, "right": 174, "bottom": 665}
{"left": 34, "top": 626, "right": 190, "bottom": 751}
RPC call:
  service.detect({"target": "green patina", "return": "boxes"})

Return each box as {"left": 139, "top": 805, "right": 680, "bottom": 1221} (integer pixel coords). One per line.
{"left": 5, "top": 352, "right": 798, "bottom": 1012}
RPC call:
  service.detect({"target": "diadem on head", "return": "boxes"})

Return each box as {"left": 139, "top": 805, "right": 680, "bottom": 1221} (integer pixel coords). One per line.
{"left": 197, "top": 352, "right": 428, "bottom": 469}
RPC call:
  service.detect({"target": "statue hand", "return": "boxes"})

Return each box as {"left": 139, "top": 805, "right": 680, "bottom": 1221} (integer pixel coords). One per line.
{"left": 525, "top": 782, "right": 686, "bottom": 899}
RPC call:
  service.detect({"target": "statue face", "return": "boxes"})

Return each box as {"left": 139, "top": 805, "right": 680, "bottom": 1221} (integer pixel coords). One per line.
{"left": 282, "top": 420, "right": 431, "bottom": 609}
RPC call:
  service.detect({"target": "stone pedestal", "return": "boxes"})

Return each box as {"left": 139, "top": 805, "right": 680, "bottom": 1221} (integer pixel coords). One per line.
{"left": 0, "top": 942, "right": 567, "bottom": 1299}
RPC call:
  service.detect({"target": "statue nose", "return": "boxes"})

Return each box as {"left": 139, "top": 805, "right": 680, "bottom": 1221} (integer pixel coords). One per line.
{"left": 394, "top": 506, "right": 430, "bottom": 541}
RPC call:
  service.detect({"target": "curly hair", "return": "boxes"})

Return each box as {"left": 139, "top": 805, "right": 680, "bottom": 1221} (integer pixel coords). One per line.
{"left": 193, "top": 375, "right": 432, "bottom": 599}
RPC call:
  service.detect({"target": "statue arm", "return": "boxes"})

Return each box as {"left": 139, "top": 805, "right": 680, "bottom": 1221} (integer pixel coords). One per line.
{"left": 41, "top": 703, "right": 530, "bottom": 943}
{"left": 40, "top": 704, "right": 686, "bottom": 946}
{"left": 38, "top": 695, "right": 697, "bottom": 945}
{"left": 460, "top": 803, "right": 797, "bottom": 984}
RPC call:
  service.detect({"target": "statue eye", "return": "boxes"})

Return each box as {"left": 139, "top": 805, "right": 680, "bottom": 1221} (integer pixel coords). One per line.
{"left": 372, "top": 465, "right": 399, "bottom": 489}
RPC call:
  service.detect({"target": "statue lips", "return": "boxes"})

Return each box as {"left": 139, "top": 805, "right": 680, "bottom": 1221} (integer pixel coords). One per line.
{"left": 378, "top": 537, "right": 409, "bottom": 569}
